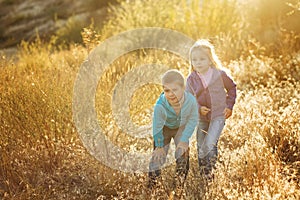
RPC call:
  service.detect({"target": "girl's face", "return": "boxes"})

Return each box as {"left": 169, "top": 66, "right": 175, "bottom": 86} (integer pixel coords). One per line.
{"left": 191, "top": 48, "right": 212, "bottom": 74}
{"left": 163, "top": 82, "right": 184, "bottom": 106}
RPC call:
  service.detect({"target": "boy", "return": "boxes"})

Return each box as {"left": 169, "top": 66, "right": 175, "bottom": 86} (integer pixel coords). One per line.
{"left": 148, "top": 69, "right": 198, "bottom": 189}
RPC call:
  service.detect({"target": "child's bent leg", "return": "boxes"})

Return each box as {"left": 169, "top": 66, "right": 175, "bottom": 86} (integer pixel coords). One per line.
{"left": 148, "top": 145, "right": 169, "bottom": 188}
{"left": 200, "top": 116, "right": 225, "bottom": 177}
{"left": 148, "top": 127, "right": 173, "bottom": 188}
{"left": 197, "top": 120, "right": 209, "bottom": 174}
{"left": 173, "top": 126, "right": 189, "bottom": 187}
{"left": 175, "top": 147, "right": 189, "bottom": 187}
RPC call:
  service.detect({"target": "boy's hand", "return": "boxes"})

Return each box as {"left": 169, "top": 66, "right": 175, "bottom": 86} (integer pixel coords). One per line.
{"left": 152, "top": 147, "right": 166, "bottom": 161}
{"left": 176, "top": 142, "right": 189, "bottom": 152}
{"left": 200, "top": 106, "right": 211, "bottom": 116}
{"left": 176, "top": 142, "right": 189, "bottom": 158}
{"left": 223, "top": 108, "right": 232, "bottom": 119}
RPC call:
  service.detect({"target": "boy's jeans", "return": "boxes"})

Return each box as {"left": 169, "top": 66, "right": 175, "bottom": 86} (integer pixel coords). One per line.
{"left": 148, "top": 126, "right": 189, "bottom": 187}
{"left": 197, "top": 116, "right": 225, "bottom": 177}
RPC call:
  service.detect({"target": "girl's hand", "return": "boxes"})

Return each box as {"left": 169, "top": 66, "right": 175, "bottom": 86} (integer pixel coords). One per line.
{"left": 223, "top": 108, "right": 232, "bottom": 119}
{"left": 200, "top": 106, "right": 211, "bottom": 116}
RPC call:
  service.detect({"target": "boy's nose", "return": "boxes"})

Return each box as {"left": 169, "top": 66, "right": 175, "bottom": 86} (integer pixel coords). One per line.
{"left": 169, "top": 93, "right": 176, "bottom": 97}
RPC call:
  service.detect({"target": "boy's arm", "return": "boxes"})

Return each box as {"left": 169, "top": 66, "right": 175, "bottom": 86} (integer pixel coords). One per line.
{"left": 152, "top": 104, "right": 166, "bottom": 147}
{"left": 222, "top": 71, "right": 237, "bottom": 110}
{"left": 180, "top": 97, "right": 199, "bottom": 143}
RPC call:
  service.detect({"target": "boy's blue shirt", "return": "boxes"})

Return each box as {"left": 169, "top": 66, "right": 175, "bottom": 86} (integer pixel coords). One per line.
{"left": 153, "top": 91, "right": 198, "bottom": 147}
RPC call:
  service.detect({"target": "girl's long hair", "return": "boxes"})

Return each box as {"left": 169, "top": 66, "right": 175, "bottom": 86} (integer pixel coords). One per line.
{"left": 189, "top": 39, "right": 223, "bottom": 73}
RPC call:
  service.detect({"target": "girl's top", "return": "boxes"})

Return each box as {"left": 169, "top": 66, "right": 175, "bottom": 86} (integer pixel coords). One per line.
{"left": 186, "top": 68, "right": 237, "bottom": 121}
{"left": 197, "top": 67, "right": 213, "bottom": 88}
{"left": 152, "top": 91, "right": 198, "bottom": 147}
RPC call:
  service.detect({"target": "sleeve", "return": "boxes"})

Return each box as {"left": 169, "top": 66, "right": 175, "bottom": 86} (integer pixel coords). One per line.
{"left": 186, "top": 76, "right": 203, "bottom": 113}
{"left": 186, "top": 77, "right": 195, "bottom": 96}
{"left": 222, "top": 71, "right": 237, "bottom": 110}
{"left": 152, "top": 104, "right": 167, "bottom": 147}
{"left": 180, "top": 96, "right": 199, "bottom": 143}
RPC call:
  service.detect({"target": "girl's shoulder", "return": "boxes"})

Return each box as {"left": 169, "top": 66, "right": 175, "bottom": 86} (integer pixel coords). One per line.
{"left": 217, "top": 68, "right": 236, "bottom": 86}
{"left": 212, "top": 67, "right": 232, "bottom": 78}
{"left": 215, "top": 66, "right": 231, "bottom": 75}
{"left": 220, "top": 68, "right": 234, "bottom": 80}
{"left": 187, "top": 71, "right": 198, "bottom": 80}
{"left": 211, "top": 67, "right": 223, "bottom": 73}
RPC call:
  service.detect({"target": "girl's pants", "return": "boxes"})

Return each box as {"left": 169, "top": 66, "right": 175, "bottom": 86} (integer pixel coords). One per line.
{"left": 197, "top": 116, "right": 225, "bottom": 177}
{"left": 148, "top": 126, "right": 189, "bottom": 187}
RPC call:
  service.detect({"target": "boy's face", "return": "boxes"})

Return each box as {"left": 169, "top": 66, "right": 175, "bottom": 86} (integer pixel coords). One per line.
{"left": 191, "top": 49, "right": 212, "bottom": 74}
{"left": 163, "top": 82, "right": 184, "bottom": 105}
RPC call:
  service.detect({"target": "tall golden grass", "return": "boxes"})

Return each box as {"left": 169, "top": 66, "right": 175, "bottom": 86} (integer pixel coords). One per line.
{"left": 1, "top": 0, "right": 299, "bottom": 199}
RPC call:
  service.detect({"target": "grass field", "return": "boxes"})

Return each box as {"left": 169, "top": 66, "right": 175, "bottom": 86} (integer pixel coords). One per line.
{"left": 1, "top": 0, "right": 299, "bottom": 199}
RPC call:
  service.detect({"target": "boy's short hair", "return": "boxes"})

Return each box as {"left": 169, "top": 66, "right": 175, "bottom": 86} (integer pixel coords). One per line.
{"left": 161, "top": 69, "right": 185, "bottom": 87}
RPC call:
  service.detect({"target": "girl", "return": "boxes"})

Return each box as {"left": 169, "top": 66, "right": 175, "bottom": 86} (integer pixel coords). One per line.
{"left": 186, "top": 39, "right": 237, "bottom": 180}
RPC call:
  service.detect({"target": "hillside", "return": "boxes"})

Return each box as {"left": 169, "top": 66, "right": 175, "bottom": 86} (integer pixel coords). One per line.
{"left": 0, "top": 0, "right": 118, "bottom": 51}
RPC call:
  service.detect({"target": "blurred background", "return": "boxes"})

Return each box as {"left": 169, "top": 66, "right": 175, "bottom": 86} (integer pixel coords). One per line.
{"left": 0, "top": 0, "right": 299, "bottom": 199}
{"left": 0, "top": 0, "right": 299, "bottom": 58}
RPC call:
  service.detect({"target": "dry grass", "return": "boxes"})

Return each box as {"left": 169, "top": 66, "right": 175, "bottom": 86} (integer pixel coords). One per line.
{"left": 1, "top": 0, "right": 300, "bottom": 199}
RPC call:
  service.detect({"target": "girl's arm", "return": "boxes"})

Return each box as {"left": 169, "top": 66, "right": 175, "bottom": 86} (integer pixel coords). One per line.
{"left": 186, "top": 77, "right": 196, "bottom": 96}
{"left": 186, "top": 76, "right": 205, "bottom": 115}
{"left": 221, "top": 71, "right": 237, "bottom": 110}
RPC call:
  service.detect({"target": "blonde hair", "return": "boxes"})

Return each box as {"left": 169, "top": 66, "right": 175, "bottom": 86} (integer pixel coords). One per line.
{"left": 161, "top": 69, "right": 185, "bottom": 87}
{"left": 189, "top": 39, "right": 223, "bottom": 73}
